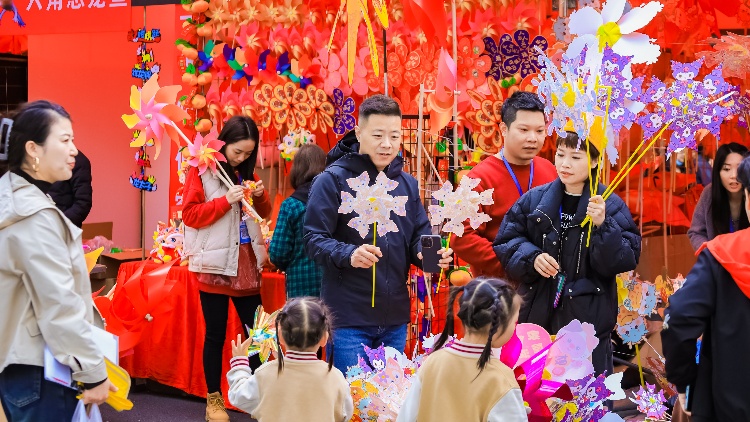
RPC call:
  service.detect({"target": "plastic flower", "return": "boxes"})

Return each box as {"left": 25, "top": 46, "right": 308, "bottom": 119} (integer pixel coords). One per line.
{"left": 187, "top": 130, "right": 226, "bottom": 175}
{"left": 122, "top": 75, "right": 189, "bottom": 160}
{"left": 567, "top": 0, "right": 663, "bottom": 65}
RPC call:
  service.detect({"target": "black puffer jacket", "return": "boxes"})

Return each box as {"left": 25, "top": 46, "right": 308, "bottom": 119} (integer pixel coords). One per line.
{"left": 493, "top": 179, "right": 641, "bottom": 338}
{"left": 48, "top": 151, "right": 92, "bottom": 228}
{"left": 303, "top": 131, "right": 431, "bottom": 327}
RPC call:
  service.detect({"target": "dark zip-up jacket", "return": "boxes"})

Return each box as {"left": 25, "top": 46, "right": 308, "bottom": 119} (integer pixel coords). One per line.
{"left": 662, "top": 230, "right": 750, "bottom": 422}
{"left": 493, "top": 179, "right": 641, "bottom": 338}
{"left": 303, "top": 132, "right": 431, "bottom": 327}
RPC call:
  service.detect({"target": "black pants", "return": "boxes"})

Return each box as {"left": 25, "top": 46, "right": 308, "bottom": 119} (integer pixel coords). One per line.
{"left": 199, "top": 291, "right": 263, "bottom": 394}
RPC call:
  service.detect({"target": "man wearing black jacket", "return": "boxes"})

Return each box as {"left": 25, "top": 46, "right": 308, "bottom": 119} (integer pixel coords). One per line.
{"left": 661, "top": 156, "right": 750, "bottom": 421}
{"left": 48, "top": 150, "right": 92, "bottom": 227}
{"left": 303, "top": 95, "right": 451, "bottom": 373}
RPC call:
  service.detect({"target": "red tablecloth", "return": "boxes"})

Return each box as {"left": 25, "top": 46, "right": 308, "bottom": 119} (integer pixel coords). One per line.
{"left": 115, "top": 261, "right": 286, "bottom": 403}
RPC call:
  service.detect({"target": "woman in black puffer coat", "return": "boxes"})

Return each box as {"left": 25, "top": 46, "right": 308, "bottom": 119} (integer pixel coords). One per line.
{"left": 494, "top": 131, "right": 641, "bottom": 376}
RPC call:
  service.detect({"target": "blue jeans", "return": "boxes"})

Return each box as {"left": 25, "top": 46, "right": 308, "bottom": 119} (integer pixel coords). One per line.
{"left": 0, "top": 364, "right": 79, "bottom": 422}
{"left": 329, "top": 324, "right": 407, "bottom": 374}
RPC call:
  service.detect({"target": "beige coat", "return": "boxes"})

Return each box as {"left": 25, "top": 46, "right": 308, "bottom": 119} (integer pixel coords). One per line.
{"left": 184, "top": 171, "right": 267, "bottom": 276}
{"left": 0, "top": 172, "right": 107, "bottom": 384}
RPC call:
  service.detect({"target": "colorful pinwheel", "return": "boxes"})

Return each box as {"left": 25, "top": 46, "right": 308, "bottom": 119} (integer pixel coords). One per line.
{"left": 122, "top": 75, "right": 190, "bottom": 159}
{"left": 246, "top": 305, "right": 280, "bottom": 363}
{"left": 630, "top": 383, "right": 668, "bottom": 419}
{"left": 187, "top": 130, "right": 226, "bottom": 175}
{"left": 637, "top": 58, "right": 735, "bottom": 153}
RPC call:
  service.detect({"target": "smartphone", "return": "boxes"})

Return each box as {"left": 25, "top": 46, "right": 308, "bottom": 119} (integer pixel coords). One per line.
{"left": 421, "top": 235, "right": 442, "bottom": 273}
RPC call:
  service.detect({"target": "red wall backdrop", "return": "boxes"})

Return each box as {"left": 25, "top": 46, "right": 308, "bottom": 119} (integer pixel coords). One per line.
{"left": 27, "top": 5, "right": 184, "bottom": 248}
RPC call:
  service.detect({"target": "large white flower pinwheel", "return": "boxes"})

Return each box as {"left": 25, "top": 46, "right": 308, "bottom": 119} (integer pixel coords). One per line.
{"left": 567, "top": 0, "right": 663, "bottom": 66}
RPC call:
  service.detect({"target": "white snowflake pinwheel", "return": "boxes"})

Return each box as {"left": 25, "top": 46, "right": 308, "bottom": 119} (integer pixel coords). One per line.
{"left": 428, "top": 177, "right": 494, "bottom": 237}
{"left": 338, "top": 171, "right": 408, "bottom": 238}
{"left": 567, "top": 0, "right": 664, "bottom": 69}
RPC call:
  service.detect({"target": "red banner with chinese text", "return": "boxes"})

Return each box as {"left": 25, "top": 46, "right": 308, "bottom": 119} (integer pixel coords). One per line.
{"left": 0, "top": 0, "right": 130, "bottom": 35}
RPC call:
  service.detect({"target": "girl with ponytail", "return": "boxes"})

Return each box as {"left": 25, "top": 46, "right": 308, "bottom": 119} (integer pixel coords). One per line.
{"left": 226, "top": 297, "right": 353, "bottom": 421}
{"left": 397, "top": 277, "right": 528, "bottom": 422}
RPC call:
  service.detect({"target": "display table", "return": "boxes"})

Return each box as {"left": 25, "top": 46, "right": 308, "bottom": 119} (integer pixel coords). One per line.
{"left": 115, "top": 261, "right": 286, "bottom": 403}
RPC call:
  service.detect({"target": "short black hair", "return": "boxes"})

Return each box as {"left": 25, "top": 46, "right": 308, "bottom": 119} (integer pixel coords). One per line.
{"left": 500, "top": 91, "right": 545, "bottom": 127}
{"left": 738, "top": 155, "right": 750, "bottom": 192}
{"left": 556, "top": 132, "right": 600, "bottom": 161}
{"left": 359, "top": 94, "right": 401, "bottom": 122}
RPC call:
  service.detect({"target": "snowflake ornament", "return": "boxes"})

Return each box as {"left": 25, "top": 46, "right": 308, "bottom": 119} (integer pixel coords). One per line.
{"left": 428, "top": 177, "right": 494, "bottom": 237}
{"left": 338, "top": 172, "right": 408, "bottom": 238}
{"left": 629, "top": 383, "right": 668, "bottom": 419}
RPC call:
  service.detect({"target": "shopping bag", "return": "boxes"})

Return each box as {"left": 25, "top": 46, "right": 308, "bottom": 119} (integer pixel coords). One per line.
{"left": 72, "top": 400, "right": 102, "bottom": 422}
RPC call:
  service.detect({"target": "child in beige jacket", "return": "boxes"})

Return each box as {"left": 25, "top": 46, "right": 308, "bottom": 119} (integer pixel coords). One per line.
{"left": 227, "top": 297, "right": 353, "bottom": 421}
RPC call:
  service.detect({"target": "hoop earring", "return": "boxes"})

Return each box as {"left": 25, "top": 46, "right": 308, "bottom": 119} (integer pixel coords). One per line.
{"left": 32, "top": 156, "right": 39, "bottom": 173}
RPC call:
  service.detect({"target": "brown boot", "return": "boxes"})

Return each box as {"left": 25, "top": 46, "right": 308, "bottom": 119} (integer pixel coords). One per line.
{"left": 206, "top": 392, "right": 230, "bottom": 422}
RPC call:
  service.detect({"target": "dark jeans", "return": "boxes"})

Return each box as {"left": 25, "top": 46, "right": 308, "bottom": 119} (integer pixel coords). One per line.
{"left": 0, "top": 364, "right": 78, "bottom": 422}
{"left": 328, "top": 324, "right": 407, "bottom": 374}
{"left": 199, "top": 291, "right": 262, "bottom": 394}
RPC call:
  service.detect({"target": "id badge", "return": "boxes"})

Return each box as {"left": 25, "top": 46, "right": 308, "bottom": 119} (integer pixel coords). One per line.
{"left": 239, "top": 220, "right": 251, "bottom": 245}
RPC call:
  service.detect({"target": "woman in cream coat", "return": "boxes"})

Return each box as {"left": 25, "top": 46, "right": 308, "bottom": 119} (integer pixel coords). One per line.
{"left": 0, "top": 101, "right": 113, "bottom": 421}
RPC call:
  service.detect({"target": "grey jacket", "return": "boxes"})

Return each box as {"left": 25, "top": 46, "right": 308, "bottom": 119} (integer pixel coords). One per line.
{"left": 0, "top": 172, "right": 107, "bottom": 383}
{"left": 687, "top": 186, "right": 715, "bottom": 251}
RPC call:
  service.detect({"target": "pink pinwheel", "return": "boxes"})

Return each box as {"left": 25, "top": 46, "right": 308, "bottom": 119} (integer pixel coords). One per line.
{"left": 187, "top": 131, "right": 227, "bottom": 175}
{"left": 500, "top": 328, "right": 574, "bottom": 422}
{"left": 122, "top": 75, "right": 190, "bottom": 159}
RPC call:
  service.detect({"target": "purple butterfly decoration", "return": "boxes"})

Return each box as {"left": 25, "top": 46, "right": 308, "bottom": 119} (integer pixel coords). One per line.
{"left": 482, "top": 37, "right": 504, "bottom": 81}
{"left": 333, "top": 88, "right": 356, "bottom": 135}
{"left": 499, "top": 30, "right": 548, "bottom": 78}
{"left": 598, "top": 47, "right": 643, "bottom": 136}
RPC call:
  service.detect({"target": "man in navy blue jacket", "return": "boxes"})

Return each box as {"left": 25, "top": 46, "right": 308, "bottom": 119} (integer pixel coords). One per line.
{"left": 304, "top": 95, "right": 451, "bottom": 373}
